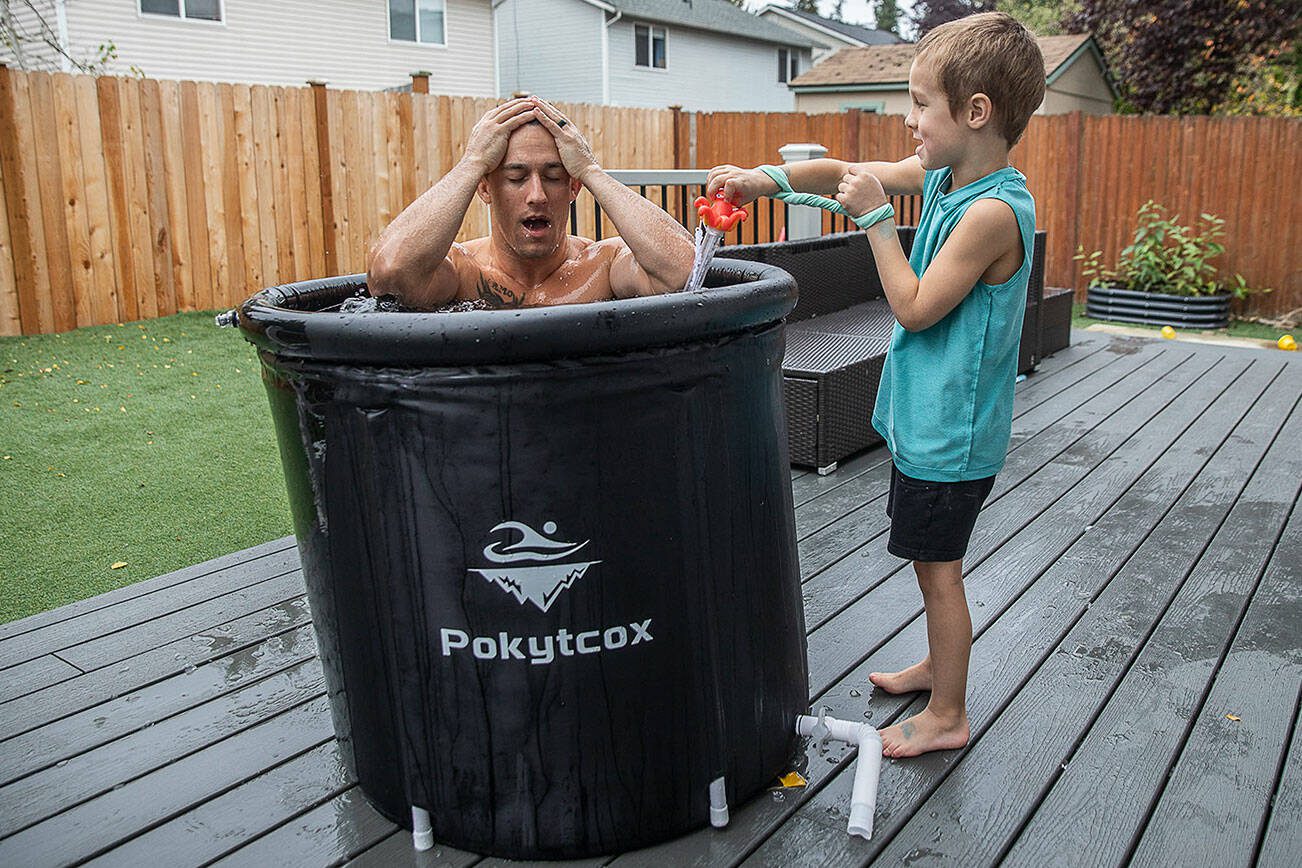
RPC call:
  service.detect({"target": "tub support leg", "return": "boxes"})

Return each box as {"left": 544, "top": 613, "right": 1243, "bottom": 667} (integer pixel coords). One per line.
{"left": 411, "top": 806, "right": 434, "bottom": 851}
{"left": 708, "top": 776, "right": 730, "bottom": 828}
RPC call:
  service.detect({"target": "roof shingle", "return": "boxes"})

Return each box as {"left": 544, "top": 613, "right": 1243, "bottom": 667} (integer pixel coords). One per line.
{"left": 790, "top": 33, "right": 1092, "bottom": 87}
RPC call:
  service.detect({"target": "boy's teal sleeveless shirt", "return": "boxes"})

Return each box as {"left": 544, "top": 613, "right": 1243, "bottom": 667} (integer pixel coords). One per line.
{"left": 871, "top": 166, "right": 1036, "bottom": 482}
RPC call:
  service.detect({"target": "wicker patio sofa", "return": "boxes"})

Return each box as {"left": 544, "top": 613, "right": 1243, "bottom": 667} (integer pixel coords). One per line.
{"left": 720, "top": 228, "right": 1047, "bottom": 474}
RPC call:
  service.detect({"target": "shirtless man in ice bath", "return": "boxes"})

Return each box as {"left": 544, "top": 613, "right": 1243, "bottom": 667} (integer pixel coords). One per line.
{"left": 367, "top": 96, "right": 695, "bottom": 307}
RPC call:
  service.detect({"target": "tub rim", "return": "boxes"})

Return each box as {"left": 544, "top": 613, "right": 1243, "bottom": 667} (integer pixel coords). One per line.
{"left": 235, "top": 259, "right": 796, "bottom": 365}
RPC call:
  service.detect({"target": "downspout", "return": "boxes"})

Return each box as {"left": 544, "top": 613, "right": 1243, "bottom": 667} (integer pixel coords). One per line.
{"left": 54, "top": 0, "right": 71, "bottom": 72}
{"left": 795, "top": 709, "right": 883, "bottom": 839}
{"left": 601, "top": 9, "right": 622, "bottom": 105}
{"left": 490, "top": 0, "right": 501, "bottom": 97}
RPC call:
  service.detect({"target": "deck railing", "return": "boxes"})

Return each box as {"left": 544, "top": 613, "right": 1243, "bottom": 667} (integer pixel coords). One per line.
{"left": 597, "top": 170, "right": 922, "bottom": 245}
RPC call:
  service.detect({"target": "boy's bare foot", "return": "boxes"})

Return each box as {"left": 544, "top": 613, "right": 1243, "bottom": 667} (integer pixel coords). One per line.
{"left": 869, "top": 659, "right": 932, "bottom": 694}
{"left": 878, "top": 709, "right": 970, "bottom": 758}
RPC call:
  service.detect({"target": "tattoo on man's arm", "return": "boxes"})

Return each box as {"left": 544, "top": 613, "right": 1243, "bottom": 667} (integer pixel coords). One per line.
{"left": 476, "top": 275, "right": 524, "bottom": 308}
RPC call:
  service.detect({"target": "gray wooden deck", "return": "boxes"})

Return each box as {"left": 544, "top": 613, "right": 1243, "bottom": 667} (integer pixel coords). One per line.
{"left": 2, "top": 330, "right": 1299, "bottom": 867}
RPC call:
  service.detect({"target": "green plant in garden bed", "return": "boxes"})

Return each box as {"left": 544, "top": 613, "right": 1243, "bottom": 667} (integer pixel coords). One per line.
{"left": 0, "top": 313, "right": 291, "bottom": 624}
{"left": 1075, "top": 200, "right": 1268, "bottom": 300}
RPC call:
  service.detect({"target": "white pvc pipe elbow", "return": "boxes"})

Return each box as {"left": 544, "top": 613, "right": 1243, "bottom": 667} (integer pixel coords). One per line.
{"left": 796, "top": 713, "right": 883, "bottom": 839}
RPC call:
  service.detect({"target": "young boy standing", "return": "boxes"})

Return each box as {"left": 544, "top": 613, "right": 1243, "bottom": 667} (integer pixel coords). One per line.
{"left": 707, "top": 13, "right": 1045, "bottom": 758}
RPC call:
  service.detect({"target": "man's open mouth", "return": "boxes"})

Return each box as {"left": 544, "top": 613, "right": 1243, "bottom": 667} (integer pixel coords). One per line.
{"left": 522, "top": 217, "right": 551, "bottom": 236}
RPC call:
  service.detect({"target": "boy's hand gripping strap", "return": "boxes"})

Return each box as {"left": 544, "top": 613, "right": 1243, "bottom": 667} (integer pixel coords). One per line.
{"left": 757, "top": 164, "right": 895, "bottom": 230}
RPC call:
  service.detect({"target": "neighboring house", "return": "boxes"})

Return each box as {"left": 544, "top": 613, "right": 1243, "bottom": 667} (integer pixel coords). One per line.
{"left": 494, "top": 0, "right": 818, "bottom": 112}
{"left": 756, "top": 3, "right": 902, "bottom": 63}
{"left": 789, "top": 33, "right": 1117, "bottom": 116}
{"left": 0, "top": 0, "right": 497, "bottom": 94}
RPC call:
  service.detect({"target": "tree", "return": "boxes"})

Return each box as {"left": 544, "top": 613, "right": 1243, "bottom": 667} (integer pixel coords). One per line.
{"left": 874, "top": 0, "right": 901, "bottom": 34}
{"left": 1070, "top": 0, "right": 1299, "bottom": 114}
{"left": 1215, "top": 41, "right": 1300, "bottom": 116}
{"left": 830, "top": 0, "right": 847, "bottom": 21}
{"left": 910, "top": 0, "right": 997, "bottom": 38}
{"left": 1, "top": 0, "right": 120, "bottom": 72}
{"left": 995, "top": 0, "right": 1079, "bottom": 35}
{"left": 793, "top": 0, "right": 821, "bottom": 13}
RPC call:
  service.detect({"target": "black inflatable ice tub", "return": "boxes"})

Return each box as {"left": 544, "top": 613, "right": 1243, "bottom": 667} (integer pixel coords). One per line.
{"left": 235, "top": 262, "right": 809, "bottom": 859}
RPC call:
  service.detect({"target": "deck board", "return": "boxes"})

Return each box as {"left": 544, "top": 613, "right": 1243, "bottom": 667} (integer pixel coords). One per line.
{"left": 1130, "top": 488, "right": 1301, "bottom": 865}
{"left": 0, "top": 595, "right": 311, "bottom": 739}
{"left": 746, "top": 352, "right": 1285, "bottom": 866}
{"left": 2, "top": 331, "right": 1299, "bottom": 867}
{"left": 866, "top": 359, "right": 1300, "bottom": 867}
{"left": 1257, "top": 688, "right": 1302, "bottom": 868}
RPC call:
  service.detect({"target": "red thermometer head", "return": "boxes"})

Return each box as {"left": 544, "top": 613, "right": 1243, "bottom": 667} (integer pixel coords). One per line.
{"left": 694, "top": 191, "right": 748, "bottom": 233}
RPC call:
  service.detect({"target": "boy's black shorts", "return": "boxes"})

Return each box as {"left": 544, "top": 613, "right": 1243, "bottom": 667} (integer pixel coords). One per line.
{"left": 885, "top": 464, "right": 996, "bottom": 563}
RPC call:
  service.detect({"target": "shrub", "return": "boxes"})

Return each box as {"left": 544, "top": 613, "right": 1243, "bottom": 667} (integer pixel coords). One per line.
{"left": 1075, "top": 200, "right": 1268, "bottom": 300}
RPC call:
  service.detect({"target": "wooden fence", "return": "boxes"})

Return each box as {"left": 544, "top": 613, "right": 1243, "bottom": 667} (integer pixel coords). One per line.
{"left": 0, "top": 67, "right": 1297, "bottom": 335}
{"left": 684, "top": 108, "right": 1300, "bottom": 321}
{"left": 0, "top": 69, "right": 674, "bottom": 335}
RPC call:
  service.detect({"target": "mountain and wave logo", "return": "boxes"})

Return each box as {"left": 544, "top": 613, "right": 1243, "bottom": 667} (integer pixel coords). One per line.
{"left": 470, "top": 520, "right": 601, "bottom": 613}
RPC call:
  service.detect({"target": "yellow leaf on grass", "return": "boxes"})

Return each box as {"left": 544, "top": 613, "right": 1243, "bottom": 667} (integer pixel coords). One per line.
{"left": 1226, "top": 713, "right": 1241, "bottom": 722}
{"left": 110, "top": 561, "right": 128, "bottom": 570}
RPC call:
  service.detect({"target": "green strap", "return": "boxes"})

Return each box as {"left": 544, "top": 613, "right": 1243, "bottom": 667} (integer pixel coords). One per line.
{"left": 757, "top": 164, "right": 895, "bottom": 230}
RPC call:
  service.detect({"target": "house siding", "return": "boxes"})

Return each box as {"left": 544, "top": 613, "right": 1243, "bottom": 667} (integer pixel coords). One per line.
{"left": 608, "top": 18, "right": 807, "bottom": 112}
{"left": 1043, "top": 51, "right": 1114, "bottom": 114}
{"left": 0, "top": 0, "right": 66, "bottom": 70}
{"left": 755, "top": 10, "right": 848, "bottom": 62}
{"left": 25, "top": 0, "right": 496, "bottom": 93}
{"left": 794, "top": 90, "right": 912, "bottom": 115}
{"left": 495, "top": 0, "right": 603, "bottom": 102}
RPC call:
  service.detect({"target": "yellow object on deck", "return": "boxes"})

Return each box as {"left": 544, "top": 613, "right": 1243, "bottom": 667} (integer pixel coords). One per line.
{"left": 1279, "top": 334, "right": 1297, "bottom": 351}
{"left": 1161, "top": 326, "right": 1176, "bottom": 339}
{"left": 778, "top": 772, "right": 808, "bottom": 788}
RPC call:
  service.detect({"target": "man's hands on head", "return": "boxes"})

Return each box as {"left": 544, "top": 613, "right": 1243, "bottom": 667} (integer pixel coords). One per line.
{"left": 462, "top": 98, "right": 538, "bottom": 174}
{"left": 705, "top": 165, "right": 779, "bottom": 206}
{"left": 527, "top": 96, "right": 601, "bottom": 185}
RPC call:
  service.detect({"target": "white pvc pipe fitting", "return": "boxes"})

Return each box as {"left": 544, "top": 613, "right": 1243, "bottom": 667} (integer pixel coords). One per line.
{"left": 796, "top": 713, "right": 883, "bottom": 839}
{"left": 411, "top": 805, "right": 434, "bottom": 851}
{"left": 709, "top": 776, "right": 730, "bottom": 828}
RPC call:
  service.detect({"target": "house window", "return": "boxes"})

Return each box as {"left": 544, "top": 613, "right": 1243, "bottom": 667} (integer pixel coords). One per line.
{"left": 778, "top": 49, "right": 799, "bottom": 83}
{"left": 635, "top": 24, "right": 666, "bottom": 69}
{"left": 389, "top": 0, "right": 447, "bottom": 46}
{"left": 139, "top": 0, "right": 222, "bottom": 22}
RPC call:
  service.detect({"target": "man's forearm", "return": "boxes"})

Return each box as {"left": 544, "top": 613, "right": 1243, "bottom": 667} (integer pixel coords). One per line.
{"left": 581, "top": 169, "right": 693, "bottom": 290}
{"left": 368, "top": 157, "right": 484, "bottom": 293}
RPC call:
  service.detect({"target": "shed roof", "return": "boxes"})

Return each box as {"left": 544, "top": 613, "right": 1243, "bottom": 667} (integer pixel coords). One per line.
{"left": 790, "top": 33, "right": 1097, "bottom": 87}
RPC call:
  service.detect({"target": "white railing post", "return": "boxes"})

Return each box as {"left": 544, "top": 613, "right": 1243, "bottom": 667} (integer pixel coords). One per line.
{"left": 777, "top": 143, "right": 828, "bottom": 240}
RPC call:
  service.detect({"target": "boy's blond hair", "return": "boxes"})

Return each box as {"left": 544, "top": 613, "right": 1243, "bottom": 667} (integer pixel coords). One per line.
{"left": 915, "top": 12, "right": 1046, "bottom": 146}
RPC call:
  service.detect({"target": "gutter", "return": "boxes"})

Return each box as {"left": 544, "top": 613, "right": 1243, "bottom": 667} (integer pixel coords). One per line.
{"left": 602, "top": 9, "right": 622, "bottom": 105}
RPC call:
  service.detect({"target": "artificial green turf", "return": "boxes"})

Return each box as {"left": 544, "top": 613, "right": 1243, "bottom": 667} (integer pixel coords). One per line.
{"left": 1071, "top": 303, "right": 1294, "bottom": 342}
{"left": 0, "top": 312, "right": 291, "bottom": 624}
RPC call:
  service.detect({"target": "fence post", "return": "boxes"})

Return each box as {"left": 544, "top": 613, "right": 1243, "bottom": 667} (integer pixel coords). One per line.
{"left": 0, "top": 62, "right": 39, "bottom": 335}
{"left": 410, "top": 71, "right": 430, "bottom": 94}
{"left": 308, "top": 79, "right": 336, "bottom": 277}
{"left": 669, "top": 104, "right": 682, "bottom": 169}
{"left": 778, "top": 142, "right": 827, "bottom": 239}
{"left": 844, "top": 108, "right": 861, "bottom": 161}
